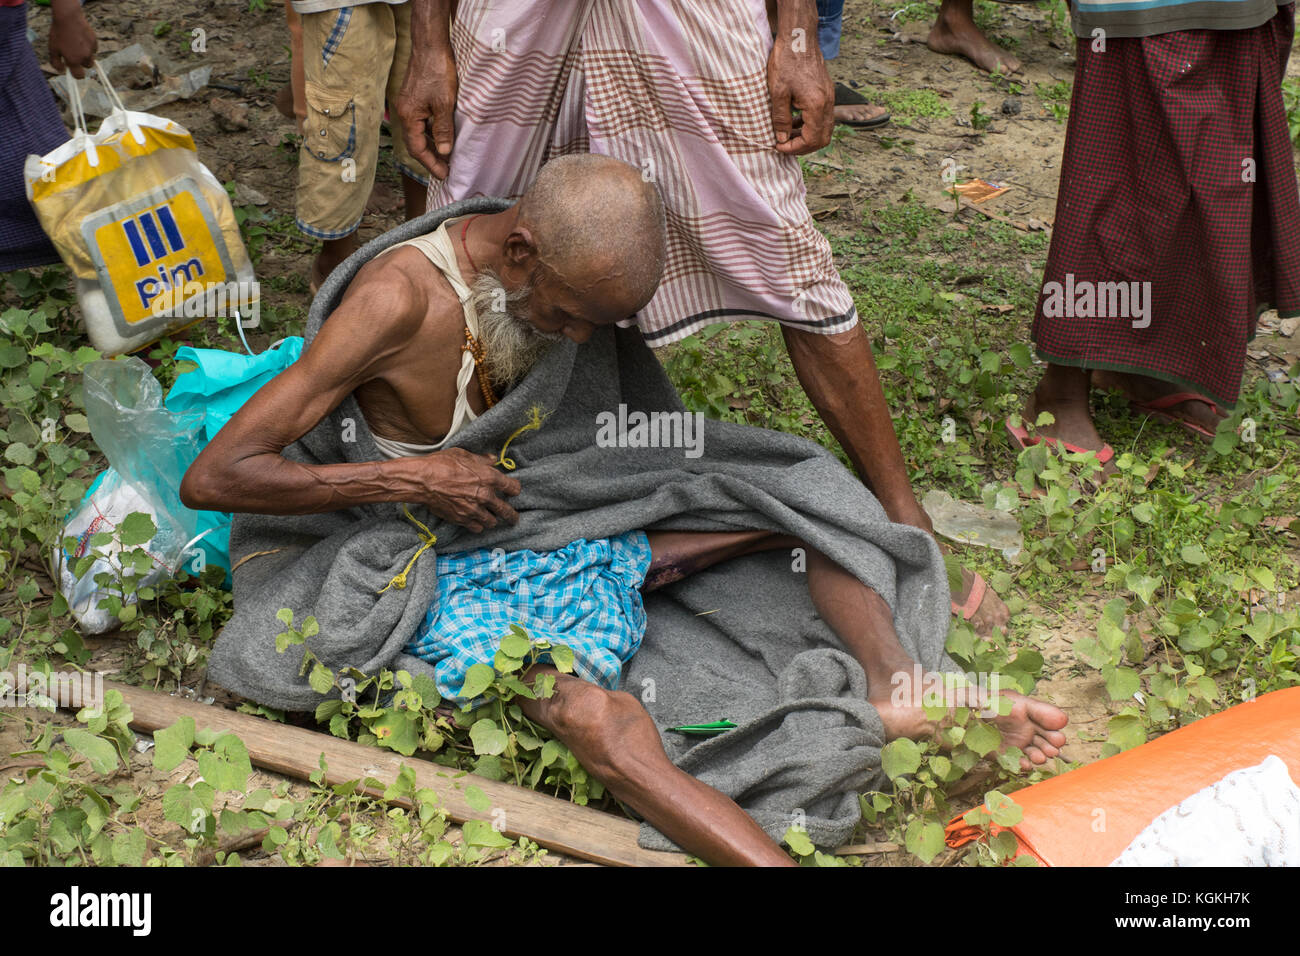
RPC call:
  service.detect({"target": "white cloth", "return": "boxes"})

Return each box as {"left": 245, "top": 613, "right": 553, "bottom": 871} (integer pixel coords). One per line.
{"left": 370, "top": 216, "right": 481, "bottom": 460}
{"left": 1111, "top": 755, "right": 1300, "bottom": 866}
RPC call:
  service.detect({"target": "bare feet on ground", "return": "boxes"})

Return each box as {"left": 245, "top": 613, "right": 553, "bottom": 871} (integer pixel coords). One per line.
{"left": 872, "top": 683, "right": 1069, "bottom": 769}
{"left": 927, "top": 6, "right": 1022, "bottom": 75}
{"left": 909, "top": 498, "right": 1011, "bottom": 635}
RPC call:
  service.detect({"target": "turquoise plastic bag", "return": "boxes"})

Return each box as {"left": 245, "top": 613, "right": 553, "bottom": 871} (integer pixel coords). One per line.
{"left": 163, "top": 337, "right": 303, "bottom": 585}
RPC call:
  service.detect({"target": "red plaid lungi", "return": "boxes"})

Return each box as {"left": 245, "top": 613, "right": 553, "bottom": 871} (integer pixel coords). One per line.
{"left": 1032, "top": 5, "right": 1300, "bottom": 409}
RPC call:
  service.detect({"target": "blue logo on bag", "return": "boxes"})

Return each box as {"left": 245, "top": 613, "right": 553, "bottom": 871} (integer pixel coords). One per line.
{"left": 123, "top": 205, "right": 205, "bottom": 310}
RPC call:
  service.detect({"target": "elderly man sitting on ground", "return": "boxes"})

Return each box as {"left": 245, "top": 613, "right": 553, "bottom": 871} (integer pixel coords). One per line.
{"left": 183, "top": 154, "right": 1067, "bottom": 867}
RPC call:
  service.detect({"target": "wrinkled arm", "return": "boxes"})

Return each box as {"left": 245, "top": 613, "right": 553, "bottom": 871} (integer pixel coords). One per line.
{"left": 180, "top": 262, "right": 520, "bottom": 531}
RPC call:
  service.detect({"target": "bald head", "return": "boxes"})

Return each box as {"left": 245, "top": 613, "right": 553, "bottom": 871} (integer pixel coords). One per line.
{"left": 514, "top": 155, "right": 667, "bottom": 315}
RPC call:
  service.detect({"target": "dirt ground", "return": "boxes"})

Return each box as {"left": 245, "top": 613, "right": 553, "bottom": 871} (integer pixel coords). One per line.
{"left": 11, "top": 0, "right": 1300, "bottom": 865}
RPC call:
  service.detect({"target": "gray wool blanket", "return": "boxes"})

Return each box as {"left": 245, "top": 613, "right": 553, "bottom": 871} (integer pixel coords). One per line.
{"left": 209, "top": 198, "right": 956, "bottom": 851}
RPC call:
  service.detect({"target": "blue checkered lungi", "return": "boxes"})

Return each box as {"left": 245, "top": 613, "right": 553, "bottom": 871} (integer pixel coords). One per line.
{"left": 405, "top": 531, "right": 652, "bottom": 701}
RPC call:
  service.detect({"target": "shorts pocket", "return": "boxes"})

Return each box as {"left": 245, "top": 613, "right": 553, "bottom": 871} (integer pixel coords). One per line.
{"left": 304, "top": 81, "right": 356, "bottom": 163}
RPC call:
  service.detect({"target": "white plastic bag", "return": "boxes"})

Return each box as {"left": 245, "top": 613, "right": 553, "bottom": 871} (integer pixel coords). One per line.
{"left": 56, "top": 470, "right": 175, "bottom": 634}
{"left": 55, "top": 357, "right": 205, "bottom": 634}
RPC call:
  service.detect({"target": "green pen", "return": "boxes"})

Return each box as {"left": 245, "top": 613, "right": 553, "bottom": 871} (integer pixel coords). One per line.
{"left": 667, "top": 719, "right": 737, "bottom": 736}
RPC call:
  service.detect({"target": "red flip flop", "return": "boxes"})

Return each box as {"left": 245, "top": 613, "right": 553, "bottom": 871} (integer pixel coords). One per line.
{"left": 1127, "top": 392, "right": 1222, "bottom": 441}
{"left": 1004, "top": 417, "right": 1115, "bottom": 465}
{"left": 952, "top": 570, "right": 987, "bottom": 620}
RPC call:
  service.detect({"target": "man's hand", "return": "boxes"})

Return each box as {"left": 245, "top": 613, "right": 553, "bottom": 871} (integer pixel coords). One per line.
{"left": 768, "top": 1, "right": 834, "bottom": 155}
{"left": 396, "top": 3, "right": 458, "bottom": 180}
{"left": 414, "top": 448, "right": 520, "bottom": 533}
{"left": 49, "top": 0, "right": 97, "bottom": 79}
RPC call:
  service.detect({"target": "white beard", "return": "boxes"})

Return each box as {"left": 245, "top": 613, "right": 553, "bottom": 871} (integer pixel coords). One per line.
{"left": 468, "top": 270, "right": 562, "bottom": 392}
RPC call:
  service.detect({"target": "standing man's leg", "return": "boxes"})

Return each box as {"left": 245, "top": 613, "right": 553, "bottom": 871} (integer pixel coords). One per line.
{"left": 387, "top": 0, "right": 430, "bottom": 222}
{"left": 580, "top": 0, "right": 1006, "bottom": 629}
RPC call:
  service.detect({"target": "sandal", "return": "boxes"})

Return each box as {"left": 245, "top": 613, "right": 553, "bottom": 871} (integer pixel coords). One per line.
{"left": 951, "top": 569, "right": 987, "bottom": 620}
{"left": 1005, "top": 417, "right": 1115, "bottom": 465}
{"left": 1127, "top": 392, "right": 1222, "bottom": 441}
{"left": 833, "top": 82, "right": 891, "bottom": 129}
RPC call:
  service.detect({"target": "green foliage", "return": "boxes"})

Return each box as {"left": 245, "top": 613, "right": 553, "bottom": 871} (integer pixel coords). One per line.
{"left": 59, "top": 508, "right": 233, "bottom": 684}
{"left": 0, "top": 692, "right": 143, "bottom": 865}
{"left": 663, "top": 322, "right": 824, "bottom": 445}
{"left": 861, "top": 86, "right": 953, "bottom": 120}
{"left": 0, "top": 293, "right": 100, "bottom": 661}
{"left": 960, "top": 790, "right": 1037, "bottom": 866}
{"left": 1009, "top": 426, "right": 1300, "bottom": 755}
{"left": 1283, "top": 77, "right": 1300, "bottom": 145}
{"left": 1035, "top": 80, "right": 1072, "bottom": 124}
{"left": 276, "top": 612, "right": 605, "bottom": 806}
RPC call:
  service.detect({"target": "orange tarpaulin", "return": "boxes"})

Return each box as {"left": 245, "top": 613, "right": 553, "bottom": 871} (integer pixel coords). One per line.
{"left": 945, "top": 687, "right": 1300, "bottom": 866}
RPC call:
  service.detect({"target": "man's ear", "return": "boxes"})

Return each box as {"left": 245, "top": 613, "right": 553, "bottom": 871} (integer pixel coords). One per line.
{"left": 503, "top": 226, "right": 539, "bottom": 270}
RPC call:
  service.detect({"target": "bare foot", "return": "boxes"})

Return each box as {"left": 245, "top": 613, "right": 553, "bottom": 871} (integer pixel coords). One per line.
{"left": 834, "top": 103, "right": 890, "bottom": 126}
{"left": 872, "top": 681, "right": 1068, "bottom": 770}
{"left": 1021, "top": 380, "right": 1117, "bottom": 480}
{"left": 1092, "top": 369, "right": 1225, "bottom": 438}
{"left": 927, "top": 6, "right": 1022, "bottom": 74}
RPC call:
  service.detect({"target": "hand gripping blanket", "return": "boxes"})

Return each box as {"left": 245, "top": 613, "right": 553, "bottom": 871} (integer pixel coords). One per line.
{"left": 208, "top": 198, "right": 957, "bottom": 851}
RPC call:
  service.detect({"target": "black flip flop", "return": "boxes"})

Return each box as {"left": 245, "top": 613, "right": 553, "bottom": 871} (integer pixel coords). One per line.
{"left": 833, "top": 82, "right": 891, "bottom": 129}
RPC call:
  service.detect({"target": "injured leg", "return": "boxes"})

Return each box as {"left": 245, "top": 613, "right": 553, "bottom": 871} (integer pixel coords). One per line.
{"left": 643, "top": 530, "right": 1068, "bottom": 767}
{"left": 642, "top": 528, "right": 798, "bottom": 591}
{"left": 801, "top": 546, "right": 1067, "bottom": 767}
{"left": 516, "top": 663, "right": 796, "bottom": 867}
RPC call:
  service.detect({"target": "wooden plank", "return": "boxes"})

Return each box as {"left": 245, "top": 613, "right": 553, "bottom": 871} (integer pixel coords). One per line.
{"left": 81, "top": 680, "right": 691, "bottom": 867}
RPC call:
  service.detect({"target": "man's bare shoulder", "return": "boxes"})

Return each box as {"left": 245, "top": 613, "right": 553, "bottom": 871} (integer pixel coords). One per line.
{"left": 329, "top": 246, "right": 463, "bottom": 347}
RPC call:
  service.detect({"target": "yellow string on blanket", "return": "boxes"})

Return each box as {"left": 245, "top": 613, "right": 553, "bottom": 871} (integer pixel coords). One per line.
{"left": 495, "top": 404, "right": 548, "bottom": 471}
{"left": 377, "top": 505, "right": 438, "bottom": 594}
{"left": 376, "top": 407, "right": 548, "bottom": 593}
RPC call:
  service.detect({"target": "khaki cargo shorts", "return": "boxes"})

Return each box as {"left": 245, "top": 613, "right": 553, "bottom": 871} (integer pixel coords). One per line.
{"left": 296, "top": 2, "right": 426, "bottom": 240}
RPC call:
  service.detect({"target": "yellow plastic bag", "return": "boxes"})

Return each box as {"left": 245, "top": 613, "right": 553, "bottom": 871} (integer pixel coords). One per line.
{"left": 24, "top": 66, "right": 257, "bottom": 355}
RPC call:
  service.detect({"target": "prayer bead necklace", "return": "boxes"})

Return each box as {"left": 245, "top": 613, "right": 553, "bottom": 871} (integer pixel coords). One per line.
{"left": 462, "top": 327, "right": 498, "bottom": 409}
